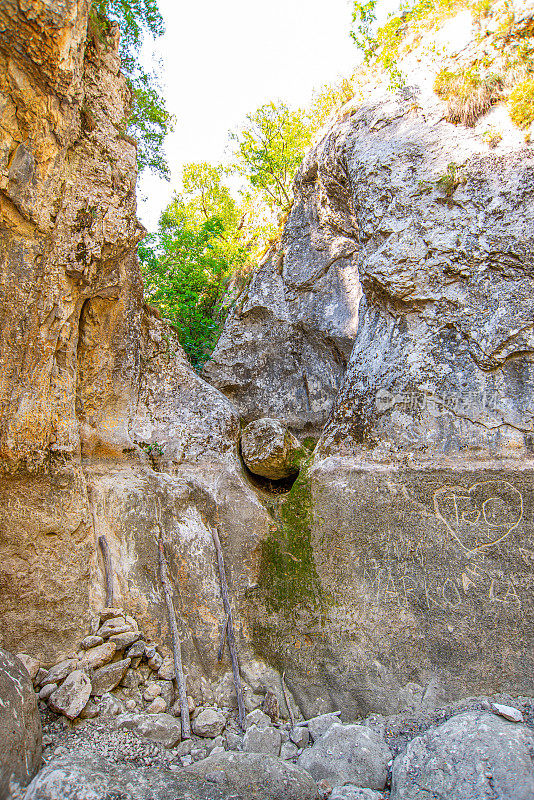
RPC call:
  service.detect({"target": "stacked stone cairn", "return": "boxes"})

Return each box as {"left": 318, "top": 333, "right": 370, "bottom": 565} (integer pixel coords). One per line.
{"left": 15, "top": 608, "right": 316, "bottom": 764}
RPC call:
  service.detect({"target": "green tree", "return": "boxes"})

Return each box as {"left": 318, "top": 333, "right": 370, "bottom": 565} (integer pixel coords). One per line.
{"left": 160, "top": 162, "right": 249, "bottom": 269}
{"left": 350, "top": 0, "right": 379, "bottom": 63}
{"left": 229, "top": 101, "right": 312, "bottom": 214}
{"left": 139, "top": 217, "right": 231, "bottom": 369}
{"left": 90, "top": 0, "right": 172, "bottom": 178}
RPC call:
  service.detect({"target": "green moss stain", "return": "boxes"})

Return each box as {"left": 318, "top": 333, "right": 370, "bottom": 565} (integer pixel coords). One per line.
{"left": 259, "top": 464, "right": 324, "bottom": 613}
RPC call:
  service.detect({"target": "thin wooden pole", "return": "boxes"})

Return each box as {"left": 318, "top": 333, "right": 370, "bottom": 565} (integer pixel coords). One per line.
{"left": 158, "top": 539, "right": 191, "bottom": 738}
{"left": 211, "top": 526, "right": 246, "bottom": 730}
{"left": 282, "top": 671, "right": 295, "bottom": 727}
{"left": 98, "top": 535, "right": 114, "bottom": 608}
{"left": 89, "top": 486, "right": 115, "bottom": 608}
{"left": 217, "top": 613, "right": 230, "bottom": 662}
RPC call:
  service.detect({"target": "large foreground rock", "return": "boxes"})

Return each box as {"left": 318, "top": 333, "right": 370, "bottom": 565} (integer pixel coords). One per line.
{"left": 23, "top": 755, "right": 233, "bottom": 800}
{"left": 0, "top": 650, "right": 41, "bottom": 797}
{"left": 185, "top": 751, "right": 319, "bottom": 800}
{"left": 25, "top": 751, "right": 319, "bottom": 800}
{"left": 297, "top": 723, "right": 391, "bottom": 789}
{"left": 391, "top": 711, "right": 534, "bottom": 799}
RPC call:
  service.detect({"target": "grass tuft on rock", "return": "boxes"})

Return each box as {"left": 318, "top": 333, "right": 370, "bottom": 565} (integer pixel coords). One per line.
{"left": 434, "top": 66, "right": 502, "bottom": 126}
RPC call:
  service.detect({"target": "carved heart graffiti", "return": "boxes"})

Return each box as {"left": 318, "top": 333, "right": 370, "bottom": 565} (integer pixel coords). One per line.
{"left": 434, "top": 480, "right": 523, "bottom": 556}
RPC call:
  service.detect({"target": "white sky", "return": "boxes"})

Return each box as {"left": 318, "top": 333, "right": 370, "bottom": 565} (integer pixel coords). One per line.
{"left": 137, "top": 0, "right": 396, "bottom": 231}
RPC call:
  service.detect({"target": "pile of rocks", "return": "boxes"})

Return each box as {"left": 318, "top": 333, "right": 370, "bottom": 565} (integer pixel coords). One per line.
{"left": 13, "top": 621, "right": 534, "bottom": 800}
{"left": 17, "top": 607, "right": 198, "bottom": 723}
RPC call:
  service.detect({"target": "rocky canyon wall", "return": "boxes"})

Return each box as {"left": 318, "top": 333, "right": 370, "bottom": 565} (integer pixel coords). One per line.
{"left": 0, "top": 0, "right": 276, "bottom": 712}
{"left": 208, "top": 1, "right": 534, "bottom": 716}
{"left": 1, "top": 0, "right": 534, "bottom": 726}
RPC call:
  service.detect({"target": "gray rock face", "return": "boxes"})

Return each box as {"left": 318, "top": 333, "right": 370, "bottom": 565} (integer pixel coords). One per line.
{"left": 391, "top": 711, "right": 534, "bottom": 799}
{"left": 241, "top": 418, "right": 304, "bottom": 479}
{"left": 297, "top": 723, "right": 391, "bottom": 790}
{"left": 204, "top": 242, "right": 360, "bottom": 434}
{"left": 185, "top": 751, "right": 319, "bottom": 800}
{"left": 244, "top": 2, "right": 534, "bottom": 717}
{"left": 48, "top": 670, "right": 92, "bottom": 720}
{"left": 0, "top": 649, "right": 41, "bottom": 796}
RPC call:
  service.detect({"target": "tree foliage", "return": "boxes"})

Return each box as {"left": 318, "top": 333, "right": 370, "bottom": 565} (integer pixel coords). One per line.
{"left": 140, "top": 217, "right": 232, "bottom": 369}
{"left": 229, "top": 101, "right": 311, "bottom": 213}
{"left": 90, "top": 0, "right": 172, "bottom": 178}
{"left": 141, "top": 99, "right": 315, "bottom": 367}
{"left": 139, "top": 162, "right": 257, "bottom": 368}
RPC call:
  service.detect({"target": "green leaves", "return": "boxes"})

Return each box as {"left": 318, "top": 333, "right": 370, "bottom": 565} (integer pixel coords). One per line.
{"left": 229, "top": 102, "right": 312, "bottom": 214}
{"left": 140, "top": 218, "right": 231, "bottom": 369}
{"left": 350, "top": 0, "right": 379, "bottom": 64}
{"left": 90, "top": 0, "right": 172, "bottom": 179}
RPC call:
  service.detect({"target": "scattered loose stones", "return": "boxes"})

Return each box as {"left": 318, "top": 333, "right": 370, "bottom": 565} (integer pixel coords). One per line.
{"left": 19, "top": 606, "right": 534, "bottom": 800}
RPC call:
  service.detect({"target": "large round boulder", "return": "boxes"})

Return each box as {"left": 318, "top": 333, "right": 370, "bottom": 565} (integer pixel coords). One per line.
{"left": 391, "top": 710, "right": 534, "bottom": 800}
{"left": 0, "top": 649, "right": 42, "bottom": 797}
{"left": 240, "top": 418, "right": 305, "bottom": 480}
{"left": 297, "top": 722, "right": 391, "bottom": 790}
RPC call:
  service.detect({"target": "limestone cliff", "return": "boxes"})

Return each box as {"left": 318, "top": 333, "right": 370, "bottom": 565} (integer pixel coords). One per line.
{"left": 1, "top": 0, "right": 534, "bottom": 729}
{"left": 0, "top": 0, "right": 273, "bottom": 711}
{"left": 208, "top": 0, "right": 534, "bottom": 716}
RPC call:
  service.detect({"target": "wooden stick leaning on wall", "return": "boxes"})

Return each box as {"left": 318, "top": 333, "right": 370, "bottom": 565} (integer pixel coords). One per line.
{"left": 281, "top": 671, "right": 295, "bottom": 727}
{"left": 217, "top": 613, "right": 230, "bottom": 662}
{"left": 158, "top": 538, "right": 191, "bottom": 738}
{"left": 211, "top": 526, "right": 246, "bottom": 730}
{"left": 89, "top": 485, "right": 115, "bottom": 608}
{"left": 98, "top": 536, "right": 114, "bottom": 608}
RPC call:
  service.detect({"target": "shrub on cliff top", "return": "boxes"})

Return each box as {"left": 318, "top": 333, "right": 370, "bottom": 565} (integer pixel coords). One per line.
{"left": 509, "top": 78, "right": 534, "bottom": 129}
{"left": 90, "top": 0, "right": 172, "bottom": 179}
